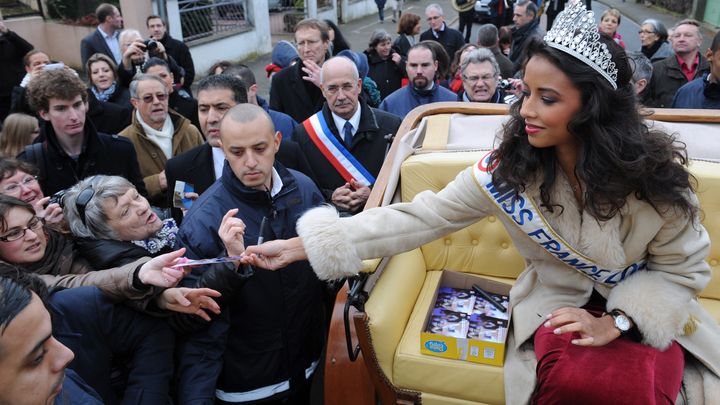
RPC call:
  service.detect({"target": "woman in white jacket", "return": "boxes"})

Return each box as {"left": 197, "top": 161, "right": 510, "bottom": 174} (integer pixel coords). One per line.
{"left": 243, "top": 3, "right": 720, "bottom": 403}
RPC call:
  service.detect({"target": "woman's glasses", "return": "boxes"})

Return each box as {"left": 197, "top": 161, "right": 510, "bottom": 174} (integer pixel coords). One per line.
{"left": 0, "top": 216, "right": 44, "bottom": 242}
{"left": 2, "top": 175, "right": 38, "bottom": 194}
{"left": 75, "top": 187, "right": 96, "bottom": 226}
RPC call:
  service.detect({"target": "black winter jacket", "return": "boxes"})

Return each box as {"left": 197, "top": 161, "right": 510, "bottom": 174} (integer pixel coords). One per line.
{"left": 175, "top": 162, "right": 326, "bottom": 403}
{"left": 292, "top": 100, "right": 401, "bottom": 205}
{"left": 365, "top": 48, "right": 406, "bottom": 100}
{"left": 17, "top": 120, "right": 146, "bottom": 197}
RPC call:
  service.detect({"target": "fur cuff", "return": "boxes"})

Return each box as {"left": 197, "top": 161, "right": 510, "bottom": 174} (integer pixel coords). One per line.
{"left": 297, "top": 205, "right": 363, "bottom": 281}
{"left": 606, "top": 271, "right": 692, "bottom": 350}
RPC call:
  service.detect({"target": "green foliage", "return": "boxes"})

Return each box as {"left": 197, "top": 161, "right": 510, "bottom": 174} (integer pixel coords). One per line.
{"left": 46, "top": 0, "right": 120, "bottom": 25}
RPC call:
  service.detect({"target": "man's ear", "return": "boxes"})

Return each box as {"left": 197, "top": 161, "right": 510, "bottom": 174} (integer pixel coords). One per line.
{"left": 130, "top": 97, "right": 139, "bottom": 110}
{"left": 273, "top": 131, "right": 282, "bottom": 152}
{"left": 38, "top": 109, "right": 50, "bottom": 121}
{"left": 706, "top": 48, "right": 714, "bottom": 61}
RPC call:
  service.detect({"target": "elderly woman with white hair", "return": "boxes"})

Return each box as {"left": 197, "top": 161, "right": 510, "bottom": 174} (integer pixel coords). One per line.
{"left": 63, "top": 174, "right": 242, "bottom": 315}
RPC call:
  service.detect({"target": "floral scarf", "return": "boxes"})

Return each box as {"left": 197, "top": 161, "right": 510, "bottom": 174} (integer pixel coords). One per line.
{"left": 131, "top": 218, "right": 179, "bottom": 254}
{"left": 91, "top": 81, "right": 117, "bottom": 102}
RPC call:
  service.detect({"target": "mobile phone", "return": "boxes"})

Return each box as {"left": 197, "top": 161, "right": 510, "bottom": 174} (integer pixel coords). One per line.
{"left": 43, "top": 63, "right": 65, "bottom": 71}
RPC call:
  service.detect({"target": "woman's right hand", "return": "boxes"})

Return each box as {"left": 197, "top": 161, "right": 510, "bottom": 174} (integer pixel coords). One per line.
{"left": 33, "top": 197, "right": 64, "bottom": 225}
{"left": 242, "top": 237, "right": 307, "bottom": 270}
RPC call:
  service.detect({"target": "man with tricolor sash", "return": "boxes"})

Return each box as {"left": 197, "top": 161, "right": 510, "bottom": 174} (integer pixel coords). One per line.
{"left": 293, "top": 57, "right": 401, "bottom": 214}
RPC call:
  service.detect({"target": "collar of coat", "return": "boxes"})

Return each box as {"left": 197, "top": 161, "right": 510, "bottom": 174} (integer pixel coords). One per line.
{"left": 319, "top": 98, "right": 382, "bottom": 142}
{"left": 220, "top": 160, "right": 299, "bottom": 209}
{"left": 523, "top": 170, "right": 627, "bottom": 269}
{"left": 129, "top": 107, "right": 188, "bottom": 139}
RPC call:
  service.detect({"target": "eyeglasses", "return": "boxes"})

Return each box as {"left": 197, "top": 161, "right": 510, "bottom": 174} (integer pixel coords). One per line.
{"left": 137, "top": 93, "right": 168, "bottom": 103}
{"left": 638, "top": 30, "right": 654, "bottom": 34}
{"left": 463, "top": 74, "right": 497, "bottom": 83}
{"left": 2, "top": 175, "right": 38, "bottom": 194}
{"left": 0, "top": 216, "right": 44, "bottom": 242}
{"left": 75, "top": 187, "right": 95, "bottom": 226}
{"left": 427, "top": 15, "right": 441, "bottom": 21}
{"left": 324, "top": 83, "right": 356, "bottom": 95}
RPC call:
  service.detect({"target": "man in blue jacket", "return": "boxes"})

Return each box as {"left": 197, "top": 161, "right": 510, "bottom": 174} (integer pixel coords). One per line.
{"left": 672, "top": 30, "right": 720, "bottom": 109}
{"left": 175, "top": 103, "right": 326, "bottom": 404}
{"left": 379, "top": 42, "right": 456, "bottom": 117}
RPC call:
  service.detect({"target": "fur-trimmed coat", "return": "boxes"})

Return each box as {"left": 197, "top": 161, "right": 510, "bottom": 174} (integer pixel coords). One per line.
{"left": 297, "top": 165, "right": 720, "bottom": 404}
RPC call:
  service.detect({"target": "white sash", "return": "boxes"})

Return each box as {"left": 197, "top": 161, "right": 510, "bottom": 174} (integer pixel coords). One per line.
{"left": 472, "top": 152, "right": 646, "bottom": 286}
{"left": 302, "top": 112, "right": 375, "bottom": 187}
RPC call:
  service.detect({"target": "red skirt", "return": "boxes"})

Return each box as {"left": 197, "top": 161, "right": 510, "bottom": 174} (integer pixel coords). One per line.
{"left": 532, "top": 295, "right": 684, "bottom": 404}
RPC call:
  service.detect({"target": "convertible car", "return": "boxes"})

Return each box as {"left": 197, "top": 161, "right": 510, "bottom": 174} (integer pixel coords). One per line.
{"left": 322, "top": 103, "right": 720, "bottom": 405}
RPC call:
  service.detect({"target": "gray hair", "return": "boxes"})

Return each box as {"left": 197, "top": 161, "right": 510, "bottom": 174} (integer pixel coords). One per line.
{"left": 477, "top": 24, "right": 499, "bottom": 48}
{"left": 63, "top": 175, "right": 135, "bottom": 239}
{"left": 425, "top": 3, "right": 443, "bottom": 16}
{"left": 369, "top": 29, "right": 392, "bottom": 49}
{"left": 119, "top": 29, "right": 142, "bottom": 48}
{"left": 640, "top": 19, "right": 668, "bottom": 42}
{"left": 129, "top": 73, "right": 168, "bottom": 99}
{"left": 461, "top": 48, "right": 500, "bottom": 78}
{"left": 627, "top": 51, "right": 653, "bottom": 84}
{"left": 320, "top": 56, "right": 359, "bottom": 84}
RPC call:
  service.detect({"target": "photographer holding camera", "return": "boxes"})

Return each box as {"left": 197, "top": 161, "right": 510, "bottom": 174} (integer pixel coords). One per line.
{"left": 118, "top": 29, "right": 185, "bottom": 89}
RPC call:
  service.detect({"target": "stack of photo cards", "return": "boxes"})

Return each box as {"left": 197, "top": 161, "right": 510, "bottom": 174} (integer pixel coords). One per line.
{"left": 426, "top": 287, "right": 509, "bottom": 343}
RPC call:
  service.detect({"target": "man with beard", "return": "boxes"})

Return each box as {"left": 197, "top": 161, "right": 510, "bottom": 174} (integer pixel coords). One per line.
{"left": 378, "top": 42, "right": 456, "bottom": 117}
{"left": 293, "top": 57, "right": 401, "bottom": 213}
{"left": 270, "top": 18, "right": 330, "bottom": 123}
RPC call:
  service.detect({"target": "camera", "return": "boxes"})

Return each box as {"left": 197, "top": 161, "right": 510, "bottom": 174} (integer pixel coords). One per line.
{"left": 143, "top": 39, "right": 158, "bottom": 52}
{"left": 48, "top": 189, "right": 67, "bottom": 207}
{"left": 498, "top": 79, "right": 511, "bottom": 90}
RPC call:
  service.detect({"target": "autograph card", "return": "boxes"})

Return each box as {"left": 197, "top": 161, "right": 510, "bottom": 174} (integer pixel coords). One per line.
{"left": 172, "top": 255, "right": 245, "bottom": 268}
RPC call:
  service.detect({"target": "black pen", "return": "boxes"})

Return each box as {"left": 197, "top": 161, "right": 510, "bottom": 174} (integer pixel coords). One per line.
{"left": 257, "top": 216, "right": 268, "bottom": 245}
{"left": 472, "top": 284, "right": 507, "bottom": 313}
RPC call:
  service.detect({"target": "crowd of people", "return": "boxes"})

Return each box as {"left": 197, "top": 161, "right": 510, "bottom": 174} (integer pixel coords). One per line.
{"left": 0, "top": 0, "right": 718, "bottom": 404}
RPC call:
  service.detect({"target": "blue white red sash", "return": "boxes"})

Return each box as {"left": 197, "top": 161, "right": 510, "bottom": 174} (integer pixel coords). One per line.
{"left": 303, "top": 112, "right": 375, "bottom": 187}
{"left": 472, "top": 152, "right": 646, "bottom": 286}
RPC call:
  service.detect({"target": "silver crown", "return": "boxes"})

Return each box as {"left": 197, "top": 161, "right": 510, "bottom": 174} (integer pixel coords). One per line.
{"left": 543, "top": 1, "right": 618, "bottom": 89}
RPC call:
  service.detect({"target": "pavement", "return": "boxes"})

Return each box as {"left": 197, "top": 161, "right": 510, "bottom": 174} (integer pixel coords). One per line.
{"left": 231, "top": 0, "right": 718, "bottom": 101}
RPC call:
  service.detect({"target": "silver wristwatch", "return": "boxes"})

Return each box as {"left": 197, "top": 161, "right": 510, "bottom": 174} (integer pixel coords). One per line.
{"left": 610, "top": 310, "right": 632, "bottom": 334}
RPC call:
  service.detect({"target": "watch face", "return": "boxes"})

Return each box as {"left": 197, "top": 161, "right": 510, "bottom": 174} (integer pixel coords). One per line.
{"left": 614, "top": 314, "right": 631, "bottom": 332}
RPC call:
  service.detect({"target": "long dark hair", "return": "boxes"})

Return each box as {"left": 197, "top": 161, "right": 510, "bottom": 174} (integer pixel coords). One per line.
{"left": 490, "top": 36, "right": 696, "bottom": 221}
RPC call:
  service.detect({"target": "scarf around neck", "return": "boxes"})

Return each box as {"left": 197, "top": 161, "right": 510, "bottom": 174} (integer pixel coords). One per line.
{"left": 136, "top": 109, "right": 174, "bottom": 159}
{"left": 131, "top": 218, "right": 179, "bottom": 254}
{"left": 91, "top": 82, "right": 117, "bottom": 102}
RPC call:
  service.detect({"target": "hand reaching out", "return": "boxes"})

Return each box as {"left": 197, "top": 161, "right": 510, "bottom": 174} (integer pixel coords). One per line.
{"left": 156, "top": 287, "right": 221, "bottom": 321}
{"left": 138, "top": 248, "right": 189, "bottom": 288}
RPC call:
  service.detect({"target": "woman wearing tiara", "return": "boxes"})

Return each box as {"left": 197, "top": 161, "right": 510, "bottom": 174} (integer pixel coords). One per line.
{"left": 242, "top": 2, "right": 720, "bottom": 403}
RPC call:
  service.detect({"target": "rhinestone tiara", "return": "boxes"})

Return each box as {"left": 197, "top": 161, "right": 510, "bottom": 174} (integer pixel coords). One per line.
{"left": 543, "top": 1, "right": 618, "bottom": 90}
